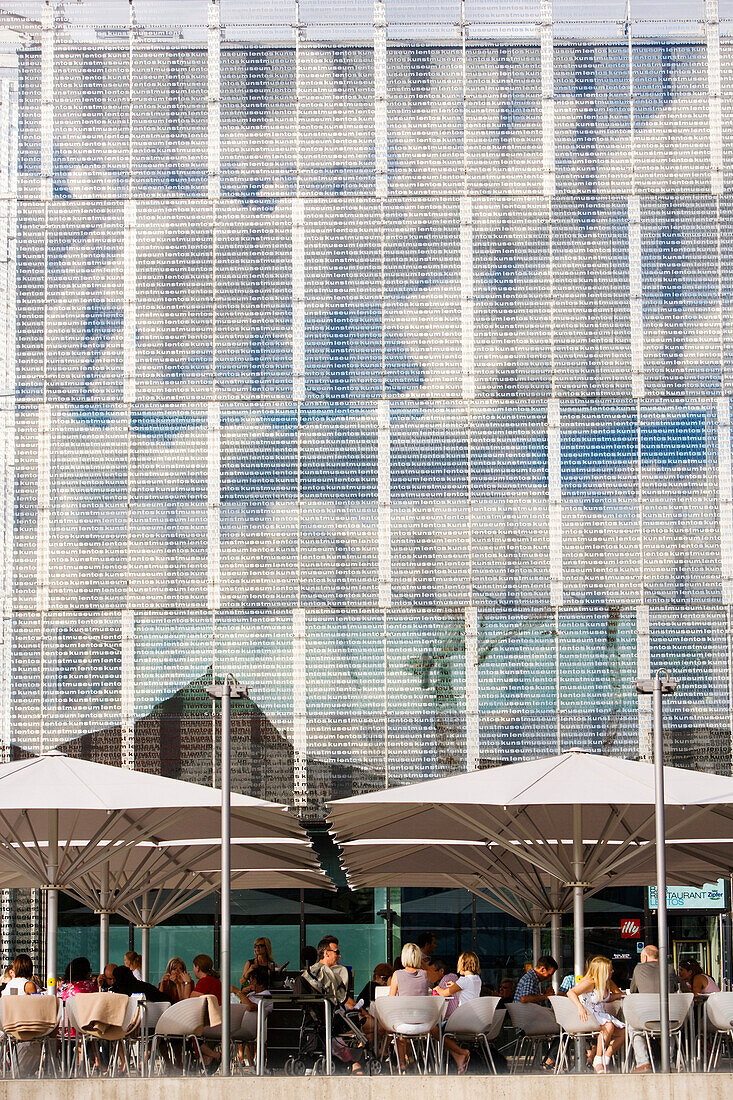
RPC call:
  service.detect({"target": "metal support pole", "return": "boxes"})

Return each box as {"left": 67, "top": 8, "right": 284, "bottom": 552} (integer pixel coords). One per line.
{"left": 572, "top": 803, "right": 584, "bottom": 1071}
{"left": 550, "top": 893, "right": 562, "bottom": 993}
{"left": 140, "top": 892, "right": 150, "bottom": 983}
{"left": 471, "top": 894, "right": 478, "bottom": 953}
{"left": 220, "top": 681, "right": 231, "bottom": 1076}
{"left": 256, "top": 994, "right": 267, "bottom": 1076}
{"left": 299, "top": 889, "right": 306, "bottom": 965}
{"left": 45, "top": 808, "right": 58, "bottom": 992}
{"left": 99, "top": 863, "right": 110, "bottom": 973}
{"left": 653, "top": 673, "right": 671, "bottom": 1073}
{"left": 531, "top": 912, "right": 542, "bottom": 966}
{"left": 386, "top": 887, "right": 394, "bottom": 964}
{"left": 207, "top": 675, "right": 245, "bottom": 1079}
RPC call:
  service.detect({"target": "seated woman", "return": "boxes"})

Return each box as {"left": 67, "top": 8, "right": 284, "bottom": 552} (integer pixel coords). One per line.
{"left": 58, "top": 957, "right": 98, "bottom": 1000}
{"left": 678, "top": 956, "right": 719, "bottom": 1000}
{"left": 567, "top": 955, "right": 625, "bottom": 1074}
{"left": 388, "top": 943, "right": 429, "bottom": 997}
{"left": 159, "top": 957, "right": 193, "bottom": 1003}
{"left": 1, "top": 954, "right": 41, "bottom": 996}
{"left": 388, "top": 943, "right": 430, "bottom": 1072}
{"left": 433, "top": 950, "right": 482, "bottom": 1075}
{"left": 189, "top": 955, "right": 223, "bottom": 1072}
{"left": 240, "top": 938, "right": 276, "bottom": 990}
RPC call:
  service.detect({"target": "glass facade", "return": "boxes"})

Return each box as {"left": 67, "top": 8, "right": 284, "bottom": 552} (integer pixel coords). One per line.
{"left": 2, "top": 0, "right": 733, "bottom": 981}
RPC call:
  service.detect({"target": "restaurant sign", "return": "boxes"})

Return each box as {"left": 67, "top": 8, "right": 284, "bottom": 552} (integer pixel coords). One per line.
{"left": 648, "top": 879, "right": 726, "bottom": 911}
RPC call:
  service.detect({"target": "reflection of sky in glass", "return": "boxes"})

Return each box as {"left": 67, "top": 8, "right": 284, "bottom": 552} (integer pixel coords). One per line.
{"left": 5, "top": 7, "right": 733, "bottom": 789}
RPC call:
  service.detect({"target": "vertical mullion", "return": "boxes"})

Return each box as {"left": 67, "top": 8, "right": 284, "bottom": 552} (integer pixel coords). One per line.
{"left": 208, "top": 0, "right": 221, "bottom": 202}
{"left": 718, "top": 397, "right": 733, "bottom": 605}
{"left": 628, "top": 196, "right": 644, "bottom": 399}
{"left": 40, "top": 1, "right": 54, "bottom": 201}
{"left": 374, "top": 0, "right": 387, "bottom": 199}
{"left": 465, "top": 606, "right": 479, "bottom": 770}
{"left": 540, "top": 0, "right": 555, "bottom": 198}
{"left": 706, "top": 0, "right": 723, "bottom": 195}
{"left": 377, "top": 400, "right": 391, "bottom": 609}
{"left": 636, "top": 603, "right": 652, "bottom": 760}
{"left": 121, "top": 609, "right": 135, "bottom": 769}
{"left": 207, "top": 401, "right": 221, "bottom": 612}
{"left": 292, "top": 607, "right": 307, "bottom": 808}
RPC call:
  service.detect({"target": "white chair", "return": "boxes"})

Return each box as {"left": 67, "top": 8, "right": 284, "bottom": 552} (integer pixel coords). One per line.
{"left": 622, "top": 993, "right": 694, "bottom": 1073}
{"left": 136, "top": 1000, "right": 171, "bottom": 1076}
{"left": 506, "top": 1002, "right": 560, "bottom": 1073}
{"left": 549, "top": 994, "right": 610, "bottom": 1073}
{"left": 0, "top": 994, "right": 59, "bottom": 1079}
{"left": 705, "top": 992, "right": 733, "bottom": 1070}
{"left": 373, "top": 996, "right": 444, "bottom": 1074}
{"left": 441, "top": 997, "right": 502, "bottom": 1074}
{"left": 149, "top": 997, "right": 214, "bottom": 1076}
{"left": 70, "top": 992, "right": 141, "bottom": 1077}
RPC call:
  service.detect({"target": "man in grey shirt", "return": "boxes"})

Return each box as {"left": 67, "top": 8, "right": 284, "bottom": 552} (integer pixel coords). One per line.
{"left": 628, "top": 945, "right": 679, "bottom": 1072}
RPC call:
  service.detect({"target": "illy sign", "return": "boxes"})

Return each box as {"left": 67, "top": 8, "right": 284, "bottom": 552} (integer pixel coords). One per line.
{"left": 620, "top": 918, "right": 641, "bottom": 939}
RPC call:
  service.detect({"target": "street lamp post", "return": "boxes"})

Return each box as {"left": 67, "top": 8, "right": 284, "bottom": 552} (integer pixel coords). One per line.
{"left": 206, "top": 674, "right": 248, "bottom": 1079}
{"left": 635, "top": 668, "right": 679, "bottom": 1073}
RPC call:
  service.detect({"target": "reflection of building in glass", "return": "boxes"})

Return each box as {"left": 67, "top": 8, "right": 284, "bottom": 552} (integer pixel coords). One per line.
{"left": 2, "top": 1, "right": 733, "bottom": 973}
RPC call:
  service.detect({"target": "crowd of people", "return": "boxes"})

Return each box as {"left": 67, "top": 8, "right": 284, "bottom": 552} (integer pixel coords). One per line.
{"left": 0, "top": 932, "right": 722, "bottom": 1075}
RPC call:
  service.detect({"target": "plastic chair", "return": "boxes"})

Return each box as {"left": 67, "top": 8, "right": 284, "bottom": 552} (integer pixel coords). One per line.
{"left": 71, "top": 993, "right": 141, "bottom": 1077}
{"left": 0, "top": 994, "right": 59, "bottom": 1079}
{"left": 705, "top": 992, "right": 733, "bottom": 1070}
{"left": 622, "top": 993, "right": 694, "bottom": 1072}
{"left": 549, "top": 994, "right": 605, "bottom": 1072}
{"left": 148, "top": 997, "right": 218, "bottom": 1076}
{"left": 442, "top": 997, "right": 502, "bottom": 1074}
{"left": 506, "top": 1002, "right": 560, "bottom": 1073}
{"left": 373, "top": 996, "right": 444, "bottom": 1074}
{"left": 136, "top": 1000, "right": 171, "bottom": 1077}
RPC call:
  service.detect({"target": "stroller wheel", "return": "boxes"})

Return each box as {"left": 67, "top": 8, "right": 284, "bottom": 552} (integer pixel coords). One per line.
{"left": 292, "top": 1059, "right": 307, "bottom": 1076}
{"left": 366, "top": 1055, "right": 383, "bottom": 1076}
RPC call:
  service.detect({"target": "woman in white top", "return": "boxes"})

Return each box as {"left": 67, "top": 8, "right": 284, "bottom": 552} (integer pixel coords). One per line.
{"left": 1, "top": 954, "right": 41, "bottom": 997}
{"left": 567, "top": 955, "right": 625, "bottom": 1074}
{"left": 433, "top": 951, "right": 482, "bottom": 1074}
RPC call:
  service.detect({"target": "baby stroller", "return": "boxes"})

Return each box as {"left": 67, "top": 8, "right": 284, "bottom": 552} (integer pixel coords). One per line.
{"left": 283, "top": 965, "right": 381, "bottom": 1076}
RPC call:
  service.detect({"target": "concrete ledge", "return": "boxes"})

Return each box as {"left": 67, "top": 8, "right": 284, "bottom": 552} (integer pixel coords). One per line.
{"left": 0, "top": 1076, "right": 731, "bottom": 1099}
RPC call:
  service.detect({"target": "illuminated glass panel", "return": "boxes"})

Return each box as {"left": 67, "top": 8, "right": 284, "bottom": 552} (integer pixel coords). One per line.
{"left": 386, "top": 612, "right": 466, "bottom": 785}
{"left": 305, "top": 200, "right": 382, "bottom": 401}
{"left": 128, "top": 406, "right": 208, "bottom": 609}
{"left": 384, "top": 198, "right": 461, "bottom": 397}
{"left": 641, "top": 197, "right": 720, "bottom": 397}
{"left": 300, "top": 403, "right": 378, "bottom": 607}
{"left": 632, "top": 44, "right": 709, "bottom": 194}
{"left": 49, "top": 404, "right": 126, "bottom": 609}
{"left": 641, "top": 401, "right": 721, "bottom": 607}
{"left": 473, "top": 198, "right": 550, "bottom": 397}
{"left": 388, "top": 45, "right": 463, "bottom": 196}
{"left": 477, "top": 609, "right": 558, "bottom": 764}
{"left": 553, "top": 197, "right": 631, "bottom": 397}
{"left": 220, "top": 47, "right": 296, "bottom": 200}
{"left": 472, "top": 402, "right": 550, "bottom": 606}
{"left": 136, "top": 200, "right": 213, "bottom": 401}
{"left": 220, "top": 405, "right": 298, "bottom": 608}
{"left": 215, "top": 200, "right": 292, "bottom": 399}
{"left": 390, "top": 401, "right": 469, "bottom": 607}
{"left": 561, "top": 403, "right": 640, "bottom": 606}
{"left": 46, "top": 201, "right": 124, "bottom": 402}
{"left": 558, "top": 609, "right": 637, "bottom": 755}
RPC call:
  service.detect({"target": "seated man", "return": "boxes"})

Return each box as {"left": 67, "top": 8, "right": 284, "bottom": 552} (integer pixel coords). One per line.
{"left": 629, "top": 945, "right": 678, "bottom": 1074}
{"left": 514, "top": 955, "right": 558, "bottom": 1071}
{"left": 302, "top": 937, "right": 356, "bottom": 1009}
{"left": 301, "top": 937, "right": 364, "bottom": 1075}
{"left": 233, "top": 965, "right": 272, "bottom": 1067}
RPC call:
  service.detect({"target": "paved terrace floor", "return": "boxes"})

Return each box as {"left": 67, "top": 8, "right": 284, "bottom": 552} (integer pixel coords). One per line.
{"left": 0, "top": 1076, "right": 731, "bottom": 1099}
